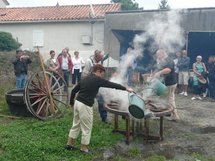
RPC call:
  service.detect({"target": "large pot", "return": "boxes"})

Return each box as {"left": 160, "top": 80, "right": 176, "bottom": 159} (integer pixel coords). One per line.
{"left": 5, "top": 89, "right": 32, "bottom": 117}
{"left": 128, "top": 93, "right": 145, "bottom": 119}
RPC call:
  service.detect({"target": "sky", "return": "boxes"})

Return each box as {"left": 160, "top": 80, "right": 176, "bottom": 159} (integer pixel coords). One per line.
{"left": 7, "top": 0, "right": 215, "bottom": 9}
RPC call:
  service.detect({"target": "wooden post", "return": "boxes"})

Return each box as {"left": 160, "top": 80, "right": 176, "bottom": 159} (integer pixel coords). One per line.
{"left": 114, "top": 114, "right": 118, "bottom": 131}
{"left": 37, "top": 47, "right": 55, "bottom": 114}
{"left": 160, "top": 116, "right": 164, "bottom": 141}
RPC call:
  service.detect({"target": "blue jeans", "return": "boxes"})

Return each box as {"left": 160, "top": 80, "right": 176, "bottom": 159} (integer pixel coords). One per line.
{"left": 16, "top": 74, "right": 27, "bottom": 89}
{"left": 97, "top": 95, "right": 107, "bottom": 122}
{"left": 72, "top": 69, "right": 81, "bottom": 85}
{"left": 62, "top": 70, "right": 69, "bottom": 91}
{"left": 127, "top": 68, "right": 133, "bottom": 86}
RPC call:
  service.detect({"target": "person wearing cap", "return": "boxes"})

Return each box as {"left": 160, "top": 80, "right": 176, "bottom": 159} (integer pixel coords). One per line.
{"left": 66, "top": 64, "right": 133, "bottom": 154}
{"left": 191, "top": 55, "right": 208, "bottom": 100}
{"left": 12, "top": 49, "right": 32, "bottom": 89}
{"left": 81, "top": 50, "right": 109, "bottom": 123}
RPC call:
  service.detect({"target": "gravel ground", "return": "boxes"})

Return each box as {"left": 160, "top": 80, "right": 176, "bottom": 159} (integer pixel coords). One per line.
{"left": 97, "top": 93, "right": 215, "bottom": 161}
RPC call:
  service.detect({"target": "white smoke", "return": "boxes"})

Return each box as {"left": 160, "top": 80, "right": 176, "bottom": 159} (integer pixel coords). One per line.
{"left": 141, "top": 10, "right": 185, "bottom": 54}
{"left": 100, "top": 10, "right": 185, "bottom": 111}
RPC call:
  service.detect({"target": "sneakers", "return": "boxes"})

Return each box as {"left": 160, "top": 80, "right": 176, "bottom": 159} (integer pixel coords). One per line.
{"left": 191, "top": 96, "right": 202, "bottom": 100}
{"left": 179, "top": 92, "right": 184, "bottom": 95}
{"left": 80, "top": 149, "right": 93, "bottom": 155}
{"left": 197, "top": 96, "right": 202, "bottom": 100}
{"left": 203, "top": 93, "right": 207, "bottom": 98}
{"left": 180, "top": 91, "right": 188, "bottom": 96}
{"left": 191, "top": 97, "right": 196, "bottom": 100}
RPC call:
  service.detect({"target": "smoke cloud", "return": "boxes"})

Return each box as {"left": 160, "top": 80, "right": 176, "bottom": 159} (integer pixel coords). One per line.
{"left": 138, "top": 10, "right": 185, "bottom": 54}
{"left": 100, "top": 10, "right": 185, "bottom": 111}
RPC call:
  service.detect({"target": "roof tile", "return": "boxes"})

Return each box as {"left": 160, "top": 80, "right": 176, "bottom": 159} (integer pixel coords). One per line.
{"left": 0, "top": 3, "right": 120, "bottom": 22}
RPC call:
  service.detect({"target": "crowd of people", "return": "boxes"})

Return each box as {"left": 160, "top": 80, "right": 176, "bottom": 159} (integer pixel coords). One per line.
{"left": 12, "top": 48, "right": 119, "bottom": 154}
{"left": 173, "top": 50, "right": 215, "bottom": 101}
{"left": 12, "top": 47, "right": 215, "bottom": 154}
{"left": 124, "top": 49, "right": 215, "bottom": 121}
{"left": 125, "top": 48, "right": 215, "bottom": 102}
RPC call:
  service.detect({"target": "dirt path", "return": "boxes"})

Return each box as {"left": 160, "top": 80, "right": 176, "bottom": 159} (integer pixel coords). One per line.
{"left": 97, "top": 94, "right": 215, "bottom": 161}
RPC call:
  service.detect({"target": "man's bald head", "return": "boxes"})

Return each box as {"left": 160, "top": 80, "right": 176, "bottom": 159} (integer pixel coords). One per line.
{"left": 94, "top": 50, "right": 104, "bottom": 63}
{"left": 156, "top": 49, "right": 167, "bottom": 60}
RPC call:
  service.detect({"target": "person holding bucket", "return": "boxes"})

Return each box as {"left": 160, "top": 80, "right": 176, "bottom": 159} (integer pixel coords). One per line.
{"left": 154, "top": 49, "right": 180, "bottom": 121}
{"left": 66, "top": 64, "right": 133, "bottom": 154}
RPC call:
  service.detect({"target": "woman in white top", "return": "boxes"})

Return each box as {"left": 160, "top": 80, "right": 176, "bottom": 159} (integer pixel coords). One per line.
{"left": 71, "top": 51, "right": 85, "bottom": 85}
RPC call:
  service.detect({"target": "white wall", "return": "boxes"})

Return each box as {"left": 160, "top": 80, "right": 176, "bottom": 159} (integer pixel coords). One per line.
{"left": 0, "top": 21, "right": 104, "bottom": 60}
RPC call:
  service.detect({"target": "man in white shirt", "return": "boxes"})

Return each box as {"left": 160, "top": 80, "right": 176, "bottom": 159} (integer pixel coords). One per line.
{"left": 57, "top": 49, "right": 73, "bottom": 91}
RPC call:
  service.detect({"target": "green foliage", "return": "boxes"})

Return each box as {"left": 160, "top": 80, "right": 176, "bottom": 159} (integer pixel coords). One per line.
{"left": 111, "top": 0, "right": 143, "bottom": 10}
{"left": 0, "top": 32, "right": 21, "bottom": 51}
{"left": 158, "top": 0, "right": 170, "bottom": 10}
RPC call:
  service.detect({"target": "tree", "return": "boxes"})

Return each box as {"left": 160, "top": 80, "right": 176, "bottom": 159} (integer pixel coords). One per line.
{"left": 0, "top": 32, "right": 21, "bottom": 51}
{"left": 158, "top": 0, "right": 170, "bottom": 10}
{"left": 111, "top": 0, "right": 143, "bottom": 10}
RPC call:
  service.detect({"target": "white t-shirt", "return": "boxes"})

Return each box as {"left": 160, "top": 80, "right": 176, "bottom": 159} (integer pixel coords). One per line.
{"left": 72, "top": 56, "right": 85, "bottom": 74}
{"left": 173, "top": 58, "right": 179, "bottom": 73}
{"left": 61, "top": 57, "right": 69, "bottom": 70}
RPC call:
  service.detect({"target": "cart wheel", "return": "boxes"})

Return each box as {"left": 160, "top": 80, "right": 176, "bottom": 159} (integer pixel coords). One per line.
{"left": 24, "top": 70, "right": 69, "bottom": 120}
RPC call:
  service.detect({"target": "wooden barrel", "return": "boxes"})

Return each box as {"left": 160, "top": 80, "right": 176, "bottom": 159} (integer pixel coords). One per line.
{"left": 5, "top": 89, "right": 32, "bottom": 117}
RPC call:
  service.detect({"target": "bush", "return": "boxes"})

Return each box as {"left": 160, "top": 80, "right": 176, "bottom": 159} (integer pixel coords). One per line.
{"left": 0, "top": 32, "right": 21, "bottom": 51}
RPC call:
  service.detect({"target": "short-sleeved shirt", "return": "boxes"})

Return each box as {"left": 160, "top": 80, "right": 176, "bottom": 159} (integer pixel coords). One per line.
{"left": 46, "top": 58, "right": 58, "bottom": 69}
{"left": 158, "top": 57, "right": 177, "bottom": 86}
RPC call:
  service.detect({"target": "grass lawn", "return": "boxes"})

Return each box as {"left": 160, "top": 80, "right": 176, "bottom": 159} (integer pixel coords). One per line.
{"left": 0, "top": 82, "right": 124, "bottom": 161}
{"left": 1, "top": 84, "right": 214, "bottom": 161}
{"left": 0, "top": 107, "right": 124, "bottom": 161}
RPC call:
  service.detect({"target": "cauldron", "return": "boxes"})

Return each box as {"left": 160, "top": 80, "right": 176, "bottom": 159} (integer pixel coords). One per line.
{"left": 5, "top": 89, "right": 32, "bottom": 117}
{"left": 128, "top": 93, "right": 145, "bottom": 119}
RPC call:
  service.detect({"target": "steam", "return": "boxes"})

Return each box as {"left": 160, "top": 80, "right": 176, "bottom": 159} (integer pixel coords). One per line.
{"left": 99, "top": 10, "right": 185, "bottom": 112}
{"left": 137, "top": 10, "right": 185, "bottom": 54}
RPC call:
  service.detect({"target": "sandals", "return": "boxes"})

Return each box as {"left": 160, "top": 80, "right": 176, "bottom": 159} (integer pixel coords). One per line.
{"left": 80, "top": 149, "right": 93, "bottom": 155}
{"left": 64, "top": 145, "right": 77, "bottom": 151}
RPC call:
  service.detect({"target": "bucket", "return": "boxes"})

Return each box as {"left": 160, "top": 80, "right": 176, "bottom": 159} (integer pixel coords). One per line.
{"left": 141, "top": 87, "right": 156, "bottom": 98}
{"left": 128, "top": 93, "right": 145, "bottom": 119}
{"left": 149, "top": 78, "right": 167, "bottom": 96}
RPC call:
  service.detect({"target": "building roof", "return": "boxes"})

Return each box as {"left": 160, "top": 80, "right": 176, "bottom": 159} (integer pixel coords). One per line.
{"left": 0, "top": 3, "right": 120, "bottom": 22}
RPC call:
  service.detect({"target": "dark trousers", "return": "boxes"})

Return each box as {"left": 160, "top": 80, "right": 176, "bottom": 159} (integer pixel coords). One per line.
{"left": 72, "top": 69, "right": 81, "bottom": 85}
{"left": 62, "top": 70, "right": 69, "bottom": 91}
{"left": 208, "top": 78, "right": 215, "bottom": 99}
{"left": 127, "top": 67, "right": 133, "bottom": 86}
{"left": 192, "top": 84, "right": 206, "bottom": 95}
{"left": 97, "top": 95, "right": 107, "bottom": 122}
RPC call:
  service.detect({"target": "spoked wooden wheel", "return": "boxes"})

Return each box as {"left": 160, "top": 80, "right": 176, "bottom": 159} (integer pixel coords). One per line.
{"left": 24, "top": 70, "right": 69, "bottom": 120}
